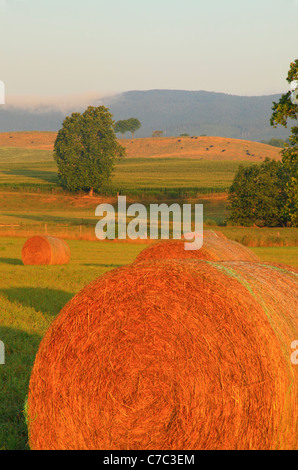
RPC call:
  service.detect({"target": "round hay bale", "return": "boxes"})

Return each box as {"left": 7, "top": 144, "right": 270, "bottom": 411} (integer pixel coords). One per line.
{"left": 134, "top": 237, "right": 259, "bottom": 263}
{"left": 27, "top": 260, "right": 297, "bottom": 450}
{"left": 22, "top": 235, "right": 71, "bottom": 266}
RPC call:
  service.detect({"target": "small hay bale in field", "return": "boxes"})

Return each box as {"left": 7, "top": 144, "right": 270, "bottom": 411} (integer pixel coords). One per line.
{"left": 27, "top": 260, "right": 297, "bottom": 450}
{"left": 22, "top": 235, "right": 71, "bottom": 265}
{"left": 134, "top": 236, "right": 259, "bottom": 263}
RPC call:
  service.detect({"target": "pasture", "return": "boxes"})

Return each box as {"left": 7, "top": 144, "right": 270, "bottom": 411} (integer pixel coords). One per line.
{"left": 0, "top": 236, "right": 297, "bottom": 449}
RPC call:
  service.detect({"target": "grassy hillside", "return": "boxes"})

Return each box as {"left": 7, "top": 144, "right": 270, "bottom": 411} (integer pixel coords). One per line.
{"left": 119, "top": 136, "right": 282, "bottom": 161}
{"left": 0, "top": 133, "right": 282, "bottom": 161}
{"left": 0, "top": 132, "right": 56, "bottom": 151}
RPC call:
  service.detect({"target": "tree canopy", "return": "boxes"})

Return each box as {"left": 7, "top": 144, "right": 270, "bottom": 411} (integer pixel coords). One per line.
{"left": 227, "top": 158, "right": 289, "bottom": 227}
{"left": 227, "top": 60, "right": 298, "bottom": 227}
{"left": 114, "top": 118, "right": 141, "bottom": 138}
{"left": 270, "top": 59, "right": 298, "bottom": 225}
{"left": 114, "top": 120, "right": 129, "bottom": 138}
{"left": 54, "top": 106, "right": 126, "bottom": 196}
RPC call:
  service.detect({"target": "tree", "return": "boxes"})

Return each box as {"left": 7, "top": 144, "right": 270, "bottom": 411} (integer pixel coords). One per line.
{"left": 114, "top": 120, "right": 128, "bottom": 138}
{"left": 260, "top": 138, "right": 288, "bottom": 148}
{"left": 114, "top": 118, "right": 142, "bottom": 139}
{"left": 54, "top": 106, "right": 126, "bottom": 196}
{"left": 125, "top": 118, "right": 141, "bottom": 138}
{"left": 152, "top": 130, "right": 163, "bottom": 137}
{"left": 270, "top": 59, "right": 298, "bottom": 226}
{"left": 227, "top": 158, "right": 289, "bottom": 227}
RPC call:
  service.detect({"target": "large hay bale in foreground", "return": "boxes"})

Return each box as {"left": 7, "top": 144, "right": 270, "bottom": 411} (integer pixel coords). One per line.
{"left": 27, "top": 260, "right": 297, "bottom": 450}
{"left": 134, "top": 237, "right": 259, "bottom": 263}
{"left": 22, "top": 235, "right": 70, "bottom": 265}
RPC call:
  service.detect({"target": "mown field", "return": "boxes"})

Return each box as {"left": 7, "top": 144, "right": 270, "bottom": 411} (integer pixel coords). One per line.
{"left": 0, "top": 236, "right": 297, "bottom": 450}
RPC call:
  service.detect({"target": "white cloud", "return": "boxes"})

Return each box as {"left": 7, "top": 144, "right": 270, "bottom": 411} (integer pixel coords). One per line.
{"left": 3, "top": 91, "right": 114, "bottom": 113}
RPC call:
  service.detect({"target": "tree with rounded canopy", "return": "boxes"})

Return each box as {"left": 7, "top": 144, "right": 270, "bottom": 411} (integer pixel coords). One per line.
{"left": 270, "top": 59, "right": 298, "bottom": 226}
{"left": 114, "top": 117, "right": 141, "bottom": 139}
{"left": 126, "top": 117, "right": 141, "bottom": 138}
{"left": 54, "top": 106, "right": 126, "bottom": 196}
{"left": 114, "top": 119, "right": 128, "bottom": 138}
{"left": 227, "top": 158, "right": 289, "bottom": 227}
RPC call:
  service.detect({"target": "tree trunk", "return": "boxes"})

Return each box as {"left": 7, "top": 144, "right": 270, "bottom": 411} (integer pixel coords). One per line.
{"left": 89, "top": 187, "right": 94, "bottom": 197}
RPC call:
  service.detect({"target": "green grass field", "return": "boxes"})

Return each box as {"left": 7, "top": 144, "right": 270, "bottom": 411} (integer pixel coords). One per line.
{"left": 0, "top": 191, "right": 229, "bottom": 233}
{"left": 0, "top": 236, "right": 297, "bottom": 450}
{"left": 0, "top": 237, "right": 146, "bottom": 450}
{"left": 112, "top": 158, "right": 243, "bottom": 195}
{"left": 0, "top": 143, "right": 297, "bottom": 450}
{"left": 0, "top": 147, "right": 54, "bottom": 163}
{"left": 0, "top": 150, "right": 253, "bottom": 196}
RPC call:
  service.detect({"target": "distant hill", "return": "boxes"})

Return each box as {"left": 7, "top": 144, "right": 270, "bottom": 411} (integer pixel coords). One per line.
{"left": 0, "top": 107, "right": 65, "bottom": 133}
{"left": 0, "top": 90, "right": 292, "bottom": 142}
{"left": 118, "top": 136, "right": 282, "bottom": 161}
{"left": 102, "top": 90, "right": 292, "bottom": 142}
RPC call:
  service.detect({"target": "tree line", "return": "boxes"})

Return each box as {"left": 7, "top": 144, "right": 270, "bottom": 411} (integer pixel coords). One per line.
{"left": 228, "top": 60, "right": 298, "bottom": 227}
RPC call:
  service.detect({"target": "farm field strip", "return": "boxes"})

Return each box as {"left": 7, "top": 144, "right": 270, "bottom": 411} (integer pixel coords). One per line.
{"left": 0, "top": 157, "right": 253, "bottom": 195}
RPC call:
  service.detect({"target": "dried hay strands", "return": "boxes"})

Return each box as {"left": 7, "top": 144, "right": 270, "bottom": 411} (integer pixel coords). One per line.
{"left": 27, "top": 259, "right": 297, "bottom": 450}
{"left": 134, "top": 237, "right": 259, "bottom": 263}
{"left": 22, "top": 235, "right": 71, "bottom": 265}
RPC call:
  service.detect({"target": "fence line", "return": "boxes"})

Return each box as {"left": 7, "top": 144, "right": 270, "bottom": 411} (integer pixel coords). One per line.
{"left": 0, "top": 223, "right": 297, "bottom": 247}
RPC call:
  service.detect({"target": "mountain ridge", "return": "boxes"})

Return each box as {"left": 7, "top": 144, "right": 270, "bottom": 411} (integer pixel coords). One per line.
{"left": 0, "top": 89, "right": 291, "bottom": 142}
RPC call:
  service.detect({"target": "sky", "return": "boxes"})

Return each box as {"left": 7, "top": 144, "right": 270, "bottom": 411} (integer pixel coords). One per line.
{"left": 0, "top": 0, "right": 298, "bottom": 108}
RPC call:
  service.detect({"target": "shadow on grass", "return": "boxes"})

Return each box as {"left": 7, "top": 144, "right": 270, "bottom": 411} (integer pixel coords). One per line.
{"left": 0, "top": 167, "right": 58, "bottom": 184}
{"left": 0, "top": 287, "right": 74, "bottom": 316}
{"left": 0, "top": 258, "right": 23, "bottom": 265}
{"left": 0, "top": 326, "right": 42, "bottom": 450}
{"left": 82, "top": 263, "right": 123, "bottom": 268}
{"left": 1, "top": 212, "right": 96, "bottom": 225}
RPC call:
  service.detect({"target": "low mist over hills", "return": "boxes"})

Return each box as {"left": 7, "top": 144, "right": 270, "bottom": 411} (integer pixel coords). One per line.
{"left": 0, "top": 90, "right": 291, "bottom": 142}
